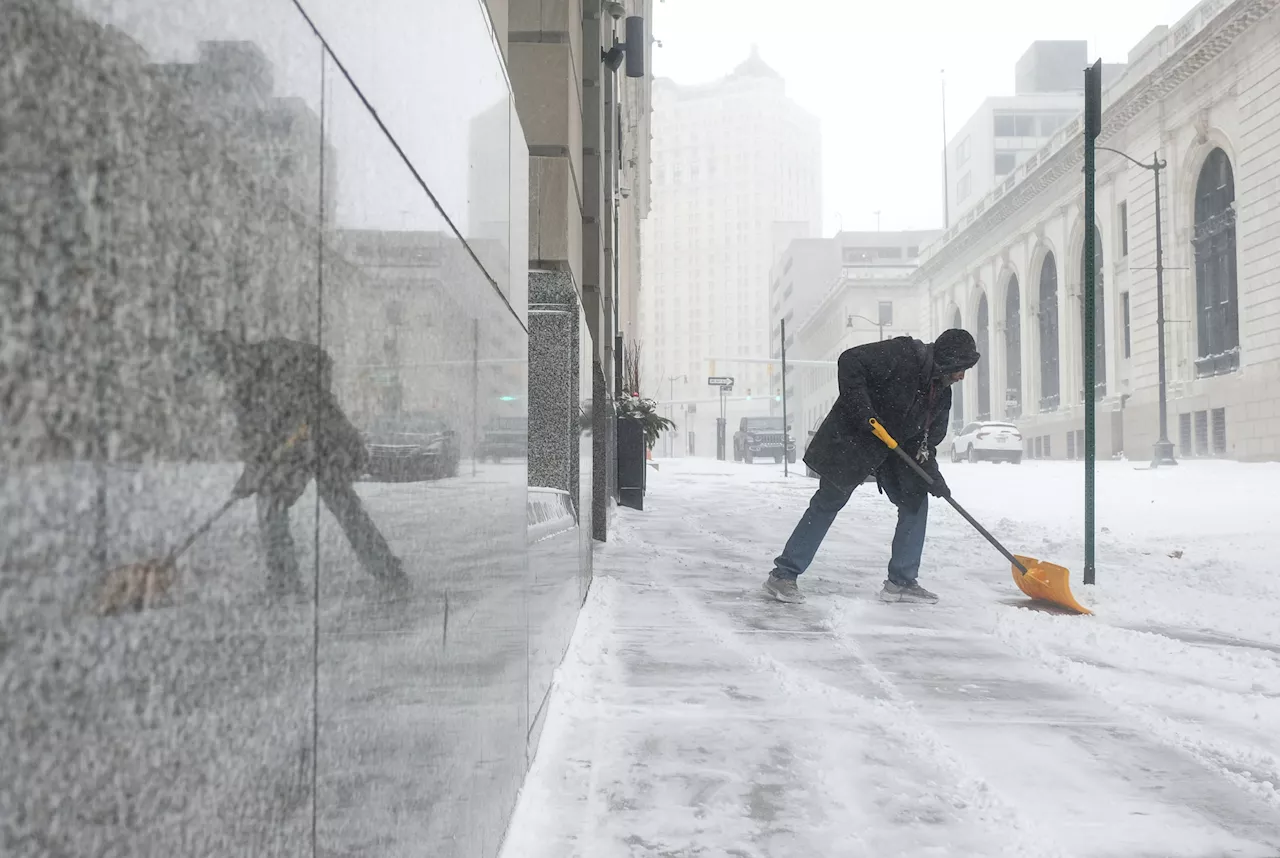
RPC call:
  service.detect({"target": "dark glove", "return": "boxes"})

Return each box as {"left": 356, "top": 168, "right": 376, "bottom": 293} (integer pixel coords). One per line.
{"left": 926, "top": 473, "right": 951, "bottom": 500}
{"left": 231, "top": 463, "right": 264, "bottom": 498}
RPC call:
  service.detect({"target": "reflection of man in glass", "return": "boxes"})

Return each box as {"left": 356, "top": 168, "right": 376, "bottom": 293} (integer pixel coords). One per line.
{"left": 200, "top": 331, "right": 408, "bottom": 597}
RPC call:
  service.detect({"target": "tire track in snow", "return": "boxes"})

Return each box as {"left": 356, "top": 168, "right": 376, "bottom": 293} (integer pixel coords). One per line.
{"left": 626, "top": 528, "right": 1073, "bottom": 858}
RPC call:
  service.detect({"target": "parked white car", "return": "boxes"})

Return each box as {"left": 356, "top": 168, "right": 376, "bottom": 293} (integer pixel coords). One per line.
{"left": 949, "top": 421, "right": 1023, "bottom": 464}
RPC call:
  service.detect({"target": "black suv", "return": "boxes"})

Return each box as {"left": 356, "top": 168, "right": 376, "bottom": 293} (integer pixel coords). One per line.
{"left": 733, "top": 416, "right": 796, "bottom": 464}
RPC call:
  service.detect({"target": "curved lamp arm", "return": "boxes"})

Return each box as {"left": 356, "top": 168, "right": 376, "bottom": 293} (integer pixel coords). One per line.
{"left": 1096, "top": 146, "right": 1167, "bottom": 171}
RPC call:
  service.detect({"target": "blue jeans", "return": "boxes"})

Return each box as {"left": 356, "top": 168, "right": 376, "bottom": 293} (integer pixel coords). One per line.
{"left": 772, "top": 477, "right": 929, "bottom": 585}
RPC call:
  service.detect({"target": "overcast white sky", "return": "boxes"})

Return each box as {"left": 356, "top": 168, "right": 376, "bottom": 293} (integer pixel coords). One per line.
{"left": 650, "top": 0, "right": 1200, "bottom": 235}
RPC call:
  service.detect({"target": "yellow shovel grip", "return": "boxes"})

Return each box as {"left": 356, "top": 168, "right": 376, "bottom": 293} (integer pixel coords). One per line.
{"left": 868, "top": 418, "right": 898, "bottom": 450}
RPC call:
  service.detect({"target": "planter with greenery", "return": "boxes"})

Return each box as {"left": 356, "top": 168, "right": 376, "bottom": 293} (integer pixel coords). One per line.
{"left": 617, "top": 339, "right": 675, "bottom": 451}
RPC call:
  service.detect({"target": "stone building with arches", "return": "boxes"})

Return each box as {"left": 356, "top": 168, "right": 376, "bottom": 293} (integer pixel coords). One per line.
{"left": 915, "top": 0, "right": 1280, "bottom": 461}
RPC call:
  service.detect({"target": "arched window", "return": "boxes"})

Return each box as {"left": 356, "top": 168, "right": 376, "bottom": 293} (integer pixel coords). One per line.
{"left": 1080, "top": 226, "right": 1106, "bottom": 399}
{"left": 976, "top": 293, "right": 991, "bottom": 419}
{"left": 1005, "top": 276, "right": 1022, "bottom": 418}
{"left": 951, "top": 308, "right": 964, "bottom": 430}
{"left": 1193, "top": 148, "right": 1239, "bottom": 376}
{"left": 1038, "top": 253, "right": 1060, "bottom": 411}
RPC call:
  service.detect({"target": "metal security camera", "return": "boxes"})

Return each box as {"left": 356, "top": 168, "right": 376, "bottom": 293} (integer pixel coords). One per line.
{"left": 604, "top": 1, "right": 625, "bottom": 19}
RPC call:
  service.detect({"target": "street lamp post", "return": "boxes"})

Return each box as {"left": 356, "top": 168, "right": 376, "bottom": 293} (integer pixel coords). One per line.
{"left": 1097, "top": 146, "right": 1177, "bottom": 467}
{"left": 846, "top": 313, "right": 885, "bottom": 341}
{"left": 666, "top": 374, "right": 686, "bottom": 458}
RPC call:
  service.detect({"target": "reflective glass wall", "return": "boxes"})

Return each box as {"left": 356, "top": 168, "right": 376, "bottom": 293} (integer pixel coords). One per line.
{"left": 0, "top": 2, "right": 563, "bottom": 855}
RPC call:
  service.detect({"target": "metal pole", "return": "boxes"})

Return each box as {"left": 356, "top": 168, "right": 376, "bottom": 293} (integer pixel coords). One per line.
{"left": 719, "top": 385, "right": 727, "bottom": 461}
{"left": 1097, "top": 145, "right": 1177, "bottom": 468}
{"left": 1082, "top": 60, "right": 1101, "bottom": 587}
{"left": 1151, "top": 153, "right": 1177, "bottom": 467}
{"left": 781, "top": 319, "right": 789, "bottom": 477}
{"left": 668, "top": 376, "right": 674, "bottom": 459}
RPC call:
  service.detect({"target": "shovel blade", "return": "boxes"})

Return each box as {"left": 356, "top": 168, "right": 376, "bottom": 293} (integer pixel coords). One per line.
{"left": 1012, "top": 554, "right": 1092, "bottom": 615}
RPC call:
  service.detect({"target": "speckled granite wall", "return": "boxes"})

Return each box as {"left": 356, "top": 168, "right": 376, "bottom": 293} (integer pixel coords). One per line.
{"left": 527, "top": 272, "right": 579, "bottom": 496}
{"left": 524, "top": 269, "right": 592, "bottom": 749}
{"left": 0, "top": 1, "right": 576, "bottom": 856}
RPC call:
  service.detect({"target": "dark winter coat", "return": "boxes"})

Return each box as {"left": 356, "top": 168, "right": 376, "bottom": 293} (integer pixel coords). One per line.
{"left": 212, "top": 336, "right": 367, "bottom": 499}
{"left": 802, "top": 335, "right": 968, "bottom": 502}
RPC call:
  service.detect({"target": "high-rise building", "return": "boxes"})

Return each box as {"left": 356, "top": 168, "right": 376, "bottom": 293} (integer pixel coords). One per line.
{"left": 945, "top": 42, "right": 1127, "bottom": 226}
{"left": 640, "top": 46, "right": 821, "bottom": 456}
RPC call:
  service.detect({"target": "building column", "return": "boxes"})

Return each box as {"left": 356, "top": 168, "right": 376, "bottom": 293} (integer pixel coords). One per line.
{"left": 528, "top": 273, "right": 581, "bottom": 499}
{"left": 510, "top": 0, "right": 585, "bottom": 290}
{"left": 992, "top": 312, "right": 1007, "bottom": 421}
{"left": 511, "top": 0, "right": 595, "bottom": 546}
{"left": 1023, "top": 232, "right": 1040, "bottom": 418}
{"left": 1048, "top": 215, "right": 1074, "bottom": 412}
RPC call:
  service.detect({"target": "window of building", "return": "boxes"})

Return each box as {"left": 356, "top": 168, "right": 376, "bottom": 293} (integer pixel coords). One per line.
{"left": 875, "top": 246, "right": 903, "bottom": 259}
{"left": 1122, "top": 291, "right": 1131, "bottom": 358}
{"left": 1118, "top": 202, "right": 1129, "bottom": 257}
{"left": 957, "top": 172, "right": 972, "bottom": 201}
{"left": 1038, "top": 253, "right": 1060, "bottom": 412}
{"left": 956, "top": 136, "right": 971, "bottom": 167}
{"left": 878, "top": 301, "right": 893, "bottom": 326}
{"left": 1194, "top": 410, "right": 1209, "bottom": 456}
{"left": 1192, "top": 148, "right": 1240, "bottom": 377}
{"left": 993, "top": 114, "right": 1016, "bottom": 137}
{"left": 994, "top": 152, "right": 1017, "bottom": 176}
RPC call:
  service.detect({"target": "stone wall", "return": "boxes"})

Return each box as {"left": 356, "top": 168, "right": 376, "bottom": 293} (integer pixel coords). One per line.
{"left": 0, "top": 1, "right": 582, "bottom": 856}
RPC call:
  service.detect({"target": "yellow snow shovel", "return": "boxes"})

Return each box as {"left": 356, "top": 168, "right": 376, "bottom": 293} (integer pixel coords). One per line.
{"left": 94, "top": 422, "right": 312, "bottom": 616}
{"left": 869, "top": 419, "right": 1091, "bottom": 615}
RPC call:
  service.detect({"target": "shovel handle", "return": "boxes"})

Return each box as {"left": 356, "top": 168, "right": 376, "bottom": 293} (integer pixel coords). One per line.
{"left": 164, "top": 422, "right": 312, "bottom": 565}
{"left": 868, "top": 419, "right": 1028, "bottom": 575}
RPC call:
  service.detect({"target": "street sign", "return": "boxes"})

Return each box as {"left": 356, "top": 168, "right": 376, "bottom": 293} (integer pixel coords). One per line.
{"left": 721, "top": 383, "right": 734, "bottom": 393}
{"left": 707, "top": 375, "right": 734, "bottom": 386}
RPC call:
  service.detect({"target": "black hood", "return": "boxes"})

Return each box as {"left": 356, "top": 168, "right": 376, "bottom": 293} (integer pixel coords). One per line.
{"left": 932, "top": 328, "right": 981, "bottom": 375}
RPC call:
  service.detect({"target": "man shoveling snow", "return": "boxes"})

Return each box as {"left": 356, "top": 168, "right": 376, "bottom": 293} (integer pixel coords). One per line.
{"left": 764, "top": 329, "right": 981, "bottom": 605}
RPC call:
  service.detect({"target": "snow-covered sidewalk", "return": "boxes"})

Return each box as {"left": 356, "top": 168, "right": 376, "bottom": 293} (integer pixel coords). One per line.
{"left": 502, "top": 458, "right": 1280, "bottom": 858}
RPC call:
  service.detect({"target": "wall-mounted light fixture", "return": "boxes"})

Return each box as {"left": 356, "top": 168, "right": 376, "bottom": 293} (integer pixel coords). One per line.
{"left": 599, "top": 16, "right": 646, "bottom": 78}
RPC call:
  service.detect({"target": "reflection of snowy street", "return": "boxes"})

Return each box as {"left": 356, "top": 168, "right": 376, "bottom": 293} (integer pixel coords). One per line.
{"left": 504, "top": 458, "right": 1280, "bottom": 858}
{"left": 1, "top": 459, "right": 579, "bottom": 857}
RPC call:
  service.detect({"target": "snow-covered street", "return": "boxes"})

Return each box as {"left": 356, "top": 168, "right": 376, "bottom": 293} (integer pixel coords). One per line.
{"left": 502, "top": 458, "right": 1280, "bottom": 858}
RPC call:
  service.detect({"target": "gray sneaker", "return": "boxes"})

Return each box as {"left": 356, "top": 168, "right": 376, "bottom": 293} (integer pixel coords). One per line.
{"left": 763, "top": 574, "right": 805, "bottom": 604}
{"left": 879, "top": 580, "right": 939, "bottom": 604}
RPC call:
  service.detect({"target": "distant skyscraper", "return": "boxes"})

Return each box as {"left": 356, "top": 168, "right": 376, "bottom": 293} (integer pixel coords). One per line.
{"left": 640, "top": 47, "right": 821, "bottom": 455}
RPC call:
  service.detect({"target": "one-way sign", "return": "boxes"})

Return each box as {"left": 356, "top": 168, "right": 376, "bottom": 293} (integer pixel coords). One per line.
{"left": 707, "top": 375, "right": 734, "bottom": 386}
